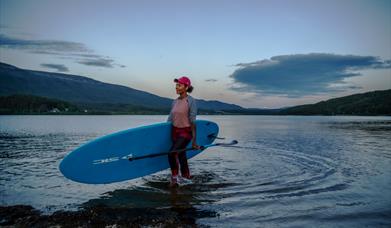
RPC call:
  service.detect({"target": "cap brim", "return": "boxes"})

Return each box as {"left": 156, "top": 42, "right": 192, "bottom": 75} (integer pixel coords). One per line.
{"left": 174, "top": 78, "right": 179, "bottom": 83}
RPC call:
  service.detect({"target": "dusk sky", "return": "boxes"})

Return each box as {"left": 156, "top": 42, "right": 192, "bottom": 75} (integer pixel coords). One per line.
{"left": 0, "top": 0, "right": 390, "bottom": 108}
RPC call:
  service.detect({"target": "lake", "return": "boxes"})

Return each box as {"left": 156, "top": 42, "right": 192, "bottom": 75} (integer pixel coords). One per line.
{"left": 1, "top": 115, "right": 390, "bottom": 227}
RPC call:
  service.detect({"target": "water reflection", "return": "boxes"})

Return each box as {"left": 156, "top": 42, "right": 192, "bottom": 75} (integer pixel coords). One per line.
{"left": 81, "top": 172, "right": 226, "bottom": 226}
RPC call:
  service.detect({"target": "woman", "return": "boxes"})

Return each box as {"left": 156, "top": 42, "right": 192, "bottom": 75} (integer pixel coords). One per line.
{"left": 167, "top": 76, "right": 200, "bottom": 186}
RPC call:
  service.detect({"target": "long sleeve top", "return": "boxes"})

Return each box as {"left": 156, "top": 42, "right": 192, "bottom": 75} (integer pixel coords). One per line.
{"left": 167, "top": 95, "right": 197, "bottom": 127}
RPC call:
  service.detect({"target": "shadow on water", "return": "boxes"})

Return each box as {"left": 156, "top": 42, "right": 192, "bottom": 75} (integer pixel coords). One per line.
{"left": 78, "top": 171, "right": 239, "bottom": 227}
{"left": 0, "top": 171, "right": 237, "bottom": 227}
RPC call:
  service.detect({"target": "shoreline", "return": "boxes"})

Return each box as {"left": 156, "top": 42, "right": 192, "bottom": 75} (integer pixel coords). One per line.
{"left": 0, "top": 204, "right": 217, "bottom": 227}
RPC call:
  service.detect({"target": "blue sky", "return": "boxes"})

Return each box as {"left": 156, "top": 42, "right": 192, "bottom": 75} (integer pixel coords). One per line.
{"left": 0, "top": 0, "right": 390, "bottom": 108}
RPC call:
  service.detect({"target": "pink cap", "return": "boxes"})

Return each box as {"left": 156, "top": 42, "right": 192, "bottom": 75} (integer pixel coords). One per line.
{"left": 174, "top": 76, "right": 191, "bottom": 87}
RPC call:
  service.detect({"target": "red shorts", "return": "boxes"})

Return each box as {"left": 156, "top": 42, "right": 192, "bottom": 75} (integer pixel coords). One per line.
{"left": 172, "top": 126, "right": 192, "bottom": 141}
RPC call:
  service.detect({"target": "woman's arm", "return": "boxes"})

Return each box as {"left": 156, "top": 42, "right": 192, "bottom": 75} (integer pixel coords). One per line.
{"left": 188, "top": 96, "right": 199, "bottom": 149}
{"left": 167, "top": 100, "right": 176, "bottom": 122}
{"left": 191, "top": 122, "right": 200, "bottom": 149}
{"left": 188, "top": 97, "right": 197, "bottom": 123}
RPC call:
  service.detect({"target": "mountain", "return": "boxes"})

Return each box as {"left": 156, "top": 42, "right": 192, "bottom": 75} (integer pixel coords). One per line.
{"left": 0, "top": 62, "right": 244, "bottom": 111}
{"left": 279, "top": 90, "right": 391, "bottom": 115}
{"left": 2, "top": 62, "right": 388, "bottom": 116}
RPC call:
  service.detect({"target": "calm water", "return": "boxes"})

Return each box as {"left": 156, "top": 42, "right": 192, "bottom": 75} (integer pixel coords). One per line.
{"left": 1, "top": 115, "right": 391, "bottom": 227}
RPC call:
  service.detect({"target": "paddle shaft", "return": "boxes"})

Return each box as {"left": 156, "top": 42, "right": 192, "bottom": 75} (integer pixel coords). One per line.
{"left": 128, "top": 140, "right": 238, "bottom": 161}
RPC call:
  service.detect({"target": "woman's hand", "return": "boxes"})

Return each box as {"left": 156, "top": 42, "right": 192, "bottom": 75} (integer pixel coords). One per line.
{"left": 191, "top": 123, "right": 201, "bottom": 150}
{"left": 192, "top": 142, "right": 201, "bottom": 150}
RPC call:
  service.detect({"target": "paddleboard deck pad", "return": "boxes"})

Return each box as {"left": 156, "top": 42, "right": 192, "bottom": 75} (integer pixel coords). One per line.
{"left": 59, "top": 120, "right": 219, "bottom": 184}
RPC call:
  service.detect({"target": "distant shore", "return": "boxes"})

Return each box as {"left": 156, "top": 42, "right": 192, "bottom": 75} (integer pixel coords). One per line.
{"left": 1, "top": 89, "right": 391, "bottom": 116}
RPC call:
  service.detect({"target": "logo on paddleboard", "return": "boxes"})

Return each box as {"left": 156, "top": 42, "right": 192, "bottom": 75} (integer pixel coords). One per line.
{"left": 93, "top": 154, "right": 133, "bottom": 165}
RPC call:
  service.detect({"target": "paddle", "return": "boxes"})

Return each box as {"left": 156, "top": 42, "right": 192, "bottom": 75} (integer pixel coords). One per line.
{"left": 127, "top": 140, "right": 238, "bottom": 162}
{"left": 92, "top": 140, "right": 238, "bottom": 165}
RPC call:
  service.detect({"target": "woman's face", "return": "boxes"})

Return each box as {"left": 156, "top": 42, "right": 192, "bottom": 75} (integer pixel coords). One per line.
{"left": 175, "top": 83, "right": 188, "bottom": 95}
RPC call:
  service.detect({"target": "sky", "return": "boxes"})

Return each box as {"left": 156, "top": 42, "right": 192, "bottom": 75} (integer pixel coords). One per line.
{"left": 0, "top": 0, "right": 390, "bottom": 108}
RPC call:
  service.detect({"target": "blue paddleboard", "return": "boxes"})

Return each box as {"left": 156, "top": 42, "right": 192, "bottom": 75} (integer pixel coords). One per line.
{"left": 59, "top": 120, "right": 219, "bottom": 184}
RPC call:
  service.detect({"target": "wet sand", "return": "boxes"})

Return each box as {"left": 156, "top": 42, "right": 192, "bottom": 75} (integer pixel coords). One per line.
{"left": 0, "top": 204, "right": 217, "bottom": 227}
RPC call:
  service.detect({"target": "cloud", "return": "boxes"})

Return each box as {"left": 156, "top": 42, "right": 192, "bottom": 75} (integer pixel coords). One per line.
{"left": 230, "top": 53, "right": 391, "bottom": 97}
{"left": 0, "top": 24, "right": 11, "bottom": 29}
{"left": 40, "top": 63, "right": 69, "bottom": 72}
{"left": 78, "top": 58, "right": 114, "bottom": 68}
{"left": 0, "top": 34, "right": 90, "bottom": 53}
{"left": 205, "top": 79, "right": 218, "bottom": 82}
{"left": 0, "top": 34, "right": 123, "bottom": 69}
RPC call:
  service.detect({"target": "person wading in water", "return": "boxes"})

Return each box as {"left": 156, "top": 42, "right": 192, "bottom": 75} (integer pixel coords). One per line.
{"left": 167, "top": 76, "right": 200, "bottom": 187}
